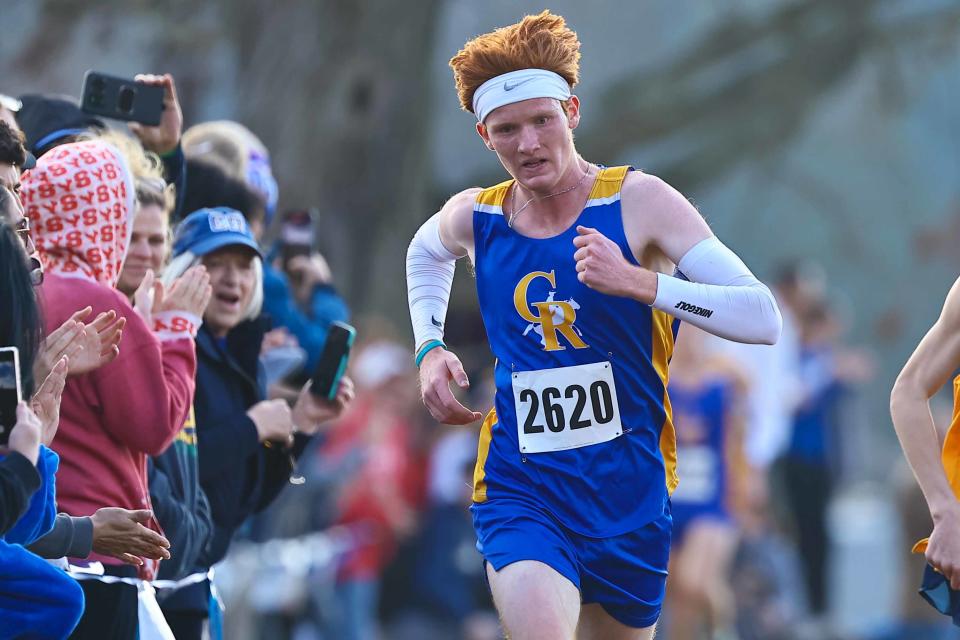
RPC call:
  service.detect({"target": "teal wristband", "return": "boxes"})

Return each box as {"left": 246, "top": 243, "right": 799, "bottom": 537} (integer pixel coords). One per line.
{"left": 415, "top": 340, "right": 446, "bottom": 368}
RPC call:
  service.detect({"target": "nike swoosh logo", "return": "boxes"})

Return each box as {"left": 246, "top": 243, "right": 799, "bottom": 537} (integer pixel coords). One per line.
{"left": 431, "top": 316, "right": 444, "bottom": 328}
{"left": 503, "top": 78, "right": 536, "bottom": 92}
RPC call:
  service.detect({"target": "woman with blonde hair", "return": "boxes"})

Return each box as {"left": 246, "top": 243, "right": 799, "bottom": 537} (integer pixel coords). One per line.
{"left": 157, "top": 207, "right": 352, "bottom": 639}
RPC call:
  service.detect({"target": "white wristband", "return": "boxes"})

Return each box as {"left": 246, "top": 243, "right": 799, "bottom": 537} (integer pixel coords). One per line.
{"left": 406, "top": 212, "right": 459, "bottom": 350}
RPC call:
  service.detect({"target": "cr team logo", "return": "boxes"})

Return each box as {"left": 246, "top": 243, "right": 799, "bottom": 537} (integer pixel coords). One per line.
{"left": 513, "top": 270, "right": 589, "bottom": 352}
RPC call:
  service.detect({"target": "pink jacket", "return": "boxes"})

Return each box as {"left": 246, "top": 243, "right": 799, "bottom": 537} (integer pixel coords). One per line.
{"left": 23, "top": 141, "right": 196, "bottom": 579}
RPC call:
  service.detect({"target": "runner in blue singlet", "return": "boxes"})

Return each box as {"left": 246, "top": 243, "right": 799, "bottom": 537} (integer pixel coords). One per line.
{"left": 405, "top": 11, "right": 781, "bottom": 639}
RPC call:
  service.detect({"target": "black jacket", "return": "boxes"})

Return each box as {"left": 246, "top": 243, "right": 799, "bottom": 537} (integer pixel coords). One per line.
{"left": 161, "top": 317, "right": 308, "bottom": 613}
{"left": 160, "top": 144, "right": 187, "bottom": 222}
{"left": 0, "top": 452, "right": 40, "bottom": 535}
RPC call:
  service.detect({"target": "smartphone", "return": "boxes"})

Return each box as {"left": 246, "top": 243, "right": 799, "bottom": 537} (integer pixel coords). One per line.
{"left": 310, "top": 322, "right": 356, "bottom": 401}
{"left": 0, "top": 347, "right": 22, "bottom": 446}
{"left": 80, "top": 71, "right": 163, "bottom": 126}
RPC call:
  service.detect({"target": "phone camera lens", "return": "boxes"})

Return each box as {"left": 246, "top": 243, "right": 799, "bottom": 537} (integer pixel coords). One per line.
{"left": 118, "top": 86, "right": 136, "bottom": 114}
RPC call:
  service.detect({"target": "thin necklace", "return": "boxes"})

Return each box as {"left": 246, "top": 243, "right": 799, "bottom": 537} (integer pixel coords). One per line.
{"left": 509, "top": 162, "right": 592, "bottom": 228}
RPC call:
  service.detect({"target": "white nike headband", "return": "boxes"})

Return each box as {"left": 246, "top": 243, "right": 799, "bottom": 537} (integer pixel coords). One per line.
{"left": 472, "top": 68, "right": 572, "bottom": 123}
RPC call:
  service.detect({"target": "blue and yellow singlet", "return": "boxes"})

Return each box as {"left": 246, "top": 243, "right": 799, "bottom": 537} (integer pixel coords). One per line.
{"left": 471, "top": 165, "right": 679, "bottom": 537}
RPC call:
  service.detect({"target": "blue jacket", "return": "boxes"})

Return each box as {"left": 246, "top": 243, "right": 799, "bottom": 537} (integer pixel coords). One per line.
{"left": 3, "top": 446, "right": 58, "bottom": 547}
{"left": 161, "top": 317, "right": 309, "bottom": 613}
{"left": 261, "top": 263, "right": 350, "bottom": 373}
{"left": 0, "top": 446, "right": 84, "bottom": 639}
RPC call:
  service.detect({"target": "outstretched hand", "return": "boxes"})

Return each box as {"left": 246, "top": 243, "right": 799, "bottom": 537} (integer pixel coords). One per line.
{"left": 90, "top": 508, "right": 171, "bottom": 566}
{"left": 418, "top": 347, "right": 482, "bottom": 425}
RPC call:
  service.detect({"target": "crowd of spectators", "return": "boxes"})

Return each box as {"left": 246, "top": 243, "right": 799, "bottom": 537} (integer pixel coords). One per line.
{"left": 0, "top": 74, "right": 356, "bottom": 639}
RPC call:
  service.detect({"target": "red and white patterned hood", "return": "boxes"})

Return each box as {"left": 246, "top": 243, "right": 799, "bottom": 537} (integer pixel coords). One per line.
{"left": 21, "top": 140, "right": 135, "bottom": 287}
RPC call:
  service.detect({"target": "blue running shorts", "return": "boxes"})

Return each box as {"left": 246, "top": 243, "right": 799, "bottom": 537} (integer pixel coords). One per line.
{"left": 471, "top": 496, "right": 672, "bottom": 628}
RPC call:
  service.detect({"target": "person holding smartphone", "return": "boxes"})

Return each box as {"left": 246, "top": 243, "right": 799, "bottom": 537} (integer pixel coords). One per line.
{"left": 157, "top": 208, "right": 354, "bottom": 639}
{"left": 0, "top": 221, "right": 85, "bottom": 639}
{"left": 17, "top": 71, "right": 189, "bottom": 219}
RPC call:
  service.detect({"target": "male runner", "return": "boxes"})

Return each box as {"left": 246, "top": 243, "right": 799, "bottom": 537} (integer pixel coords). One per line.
{"left": 406, "top": 11, "right": 782, "bottom": 639}
{"left": 891, "top": 276, "right": 960, "bottom": 612}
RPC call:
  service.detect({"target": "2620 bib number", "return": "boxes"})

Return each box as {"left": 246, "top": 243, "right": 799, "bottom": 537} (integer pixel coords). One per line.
{"left": 519, "top": 381, "right": 615, "bottom": 434}
{"left": 512, "top": 361, "right": 623, "bottom": 453}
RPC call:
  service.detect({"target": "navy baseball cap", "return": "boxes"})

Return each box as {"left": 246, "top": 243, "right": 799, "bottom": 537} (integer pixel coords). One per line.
{"left": 16, "top": 94, "right": 104, "bottom": 157}
{"left": 172, "top": 207, "right": 263, "bottom": 259}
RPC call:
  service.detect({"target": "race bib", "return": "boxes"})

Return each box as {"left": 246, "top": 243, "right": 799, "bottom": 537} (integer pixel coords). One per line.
{"left": 512, "top": 361, "right": 623, "bottom": 454}
{"left": 671, "top": 445, "right": 719, "bottom": 503}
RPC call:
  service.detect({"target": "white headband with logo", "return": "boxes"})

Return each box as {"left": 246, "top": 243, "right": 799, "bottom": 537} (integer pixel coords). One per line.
{"left": 472, "top": 68, "right": 572, "bottom": 123}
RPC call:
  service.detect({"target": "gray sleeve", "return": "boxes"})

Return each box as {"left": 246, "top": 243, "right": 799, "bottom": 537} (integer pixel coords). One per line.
{"left": 26, "top": 513, "right": 94, "bottom": 559}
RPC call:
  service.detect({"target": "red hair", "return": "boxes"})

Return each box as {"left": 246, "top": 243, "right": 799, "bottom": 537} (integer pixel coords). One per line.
{"left": 449, "top": 11, "right": 581, "bottom": 114}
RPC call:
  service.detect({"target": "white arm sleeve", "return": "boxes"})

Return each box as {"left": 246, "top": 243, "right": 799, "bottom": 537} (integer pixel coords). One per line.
{"left": 406, "top": 212, "right": 459, "bottom": 350}
{"left": 652, "top": 237, "right": 782, "bottom": 345}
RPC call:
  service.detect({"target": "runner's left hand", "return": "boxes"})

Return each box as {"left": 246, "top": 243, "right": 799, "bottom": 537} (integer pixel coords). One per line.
{"left": 573, "top": 226, "right": 657, "bottom": 303}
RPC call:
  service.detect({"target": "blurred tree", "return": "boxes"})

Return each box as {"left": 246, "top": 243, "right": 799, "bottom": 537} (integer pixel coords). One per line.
{"left": 583, "top": 0, "right": 960, "bottom": 193}
{"left": 214, "top": 0, "right": 443, "bottom": 318}
{"left": 14, "top": 0, "right": 442, "bottom": 319}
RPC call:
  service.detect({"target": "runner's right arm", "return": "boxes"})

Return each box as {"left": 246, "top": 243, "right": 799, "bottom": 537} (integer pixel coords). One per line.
{"left": 406, "top": 189, "right": 483, "bottom": 425}
{"left": 891, "top": 275, "right": 960, "bottom": 588}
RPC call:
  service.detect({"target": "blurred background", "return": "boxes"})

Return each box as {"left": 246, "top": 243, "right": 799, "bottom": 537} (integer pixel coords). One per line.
{"left": 3, "top": 0, "right": 960, "bottom": 638}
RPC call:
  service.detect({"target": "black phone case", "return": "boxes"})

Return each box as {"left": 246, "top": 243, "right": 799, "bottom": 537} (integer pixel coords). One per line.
{"left": 311, "top": 323, "right": 356, "bottom": 401}
{"left": 80, "top": 71, "right": 164, "bottom": 126}
{"left": 0, "top": 349, "right": 20, "bottom": 446}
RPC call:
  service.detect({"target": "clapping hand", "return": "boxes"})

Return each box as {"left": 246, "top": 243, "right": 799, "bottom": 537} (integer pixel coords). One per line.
{"left": 157, "top": 266, "right": 211, "bottom": 317}
{"left": 35, "top": 308, "right": 124, "bottom": 383}
{"left": 30, "top": 356, "right": 68, "bottom": 446}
